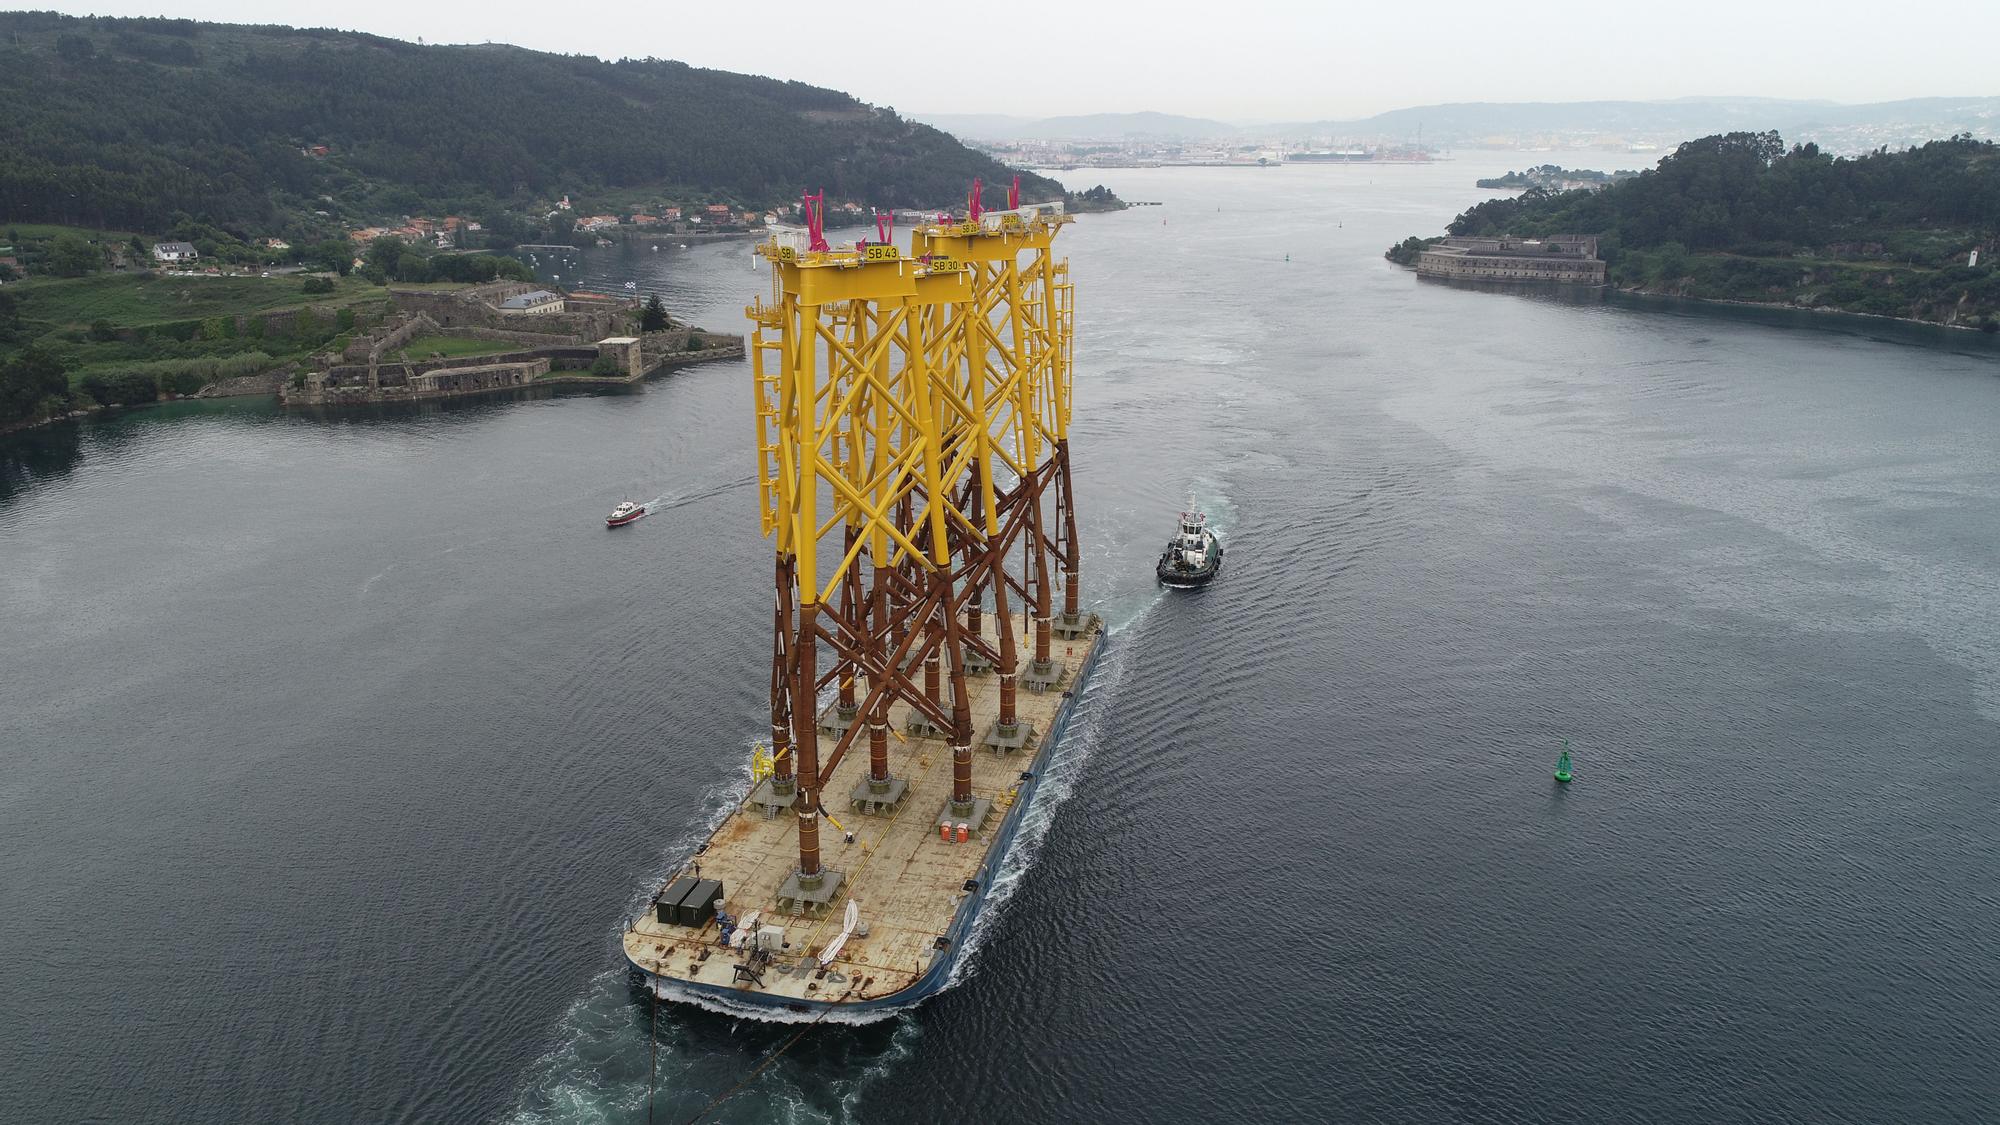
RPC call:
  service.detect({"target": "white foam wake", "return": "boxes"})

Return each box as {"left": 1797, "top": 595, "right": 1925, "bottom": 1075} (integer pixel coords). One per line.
{"left": 638, "top": 474, "right": 757, "bottom": 516}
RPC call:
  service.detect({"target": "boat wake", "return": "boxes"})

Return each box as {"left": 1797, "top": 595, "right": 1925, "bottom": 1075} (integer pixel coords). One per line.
{"left": 1185, "top": 473, "right": 1237, "bottom": 538}
{"left": 936, "top": 621, "right": 1134, "bottom": 993}
{"left": 637, "top": 474, "right": 757, "bottom": 517}
{"left": 501, "top": 742, "right": 778, "bottom": 1123}
{"left": 501, "top": 727, "right": 924, "bottom": 1123}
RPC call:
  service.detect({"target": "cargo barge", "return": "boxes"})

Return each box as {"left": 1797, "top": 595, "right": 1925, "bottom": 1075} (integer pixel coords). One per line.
{"left": 625, "top": 618, "right": 1102, "bottom": 1013}
{"left": 621, "top": 187, "right": 1098, "bottom": 1016}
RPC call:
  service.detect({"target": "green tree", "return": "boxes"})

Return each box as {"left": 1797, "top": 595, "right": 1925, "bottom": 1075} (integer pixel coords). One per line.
{"left": 78, "top": 371, "right": 158, "bottom": 407}
{"left": 306, "top": 239, "right": 353, "bottom": 276}
{"left": 0, "top": 346, "right": 70, "bottom": 426}
{"left": 159, "top": 369, "right": 206, "bottom": 396}
{"left": 640, "top": 294, "right": 669, "bottom": 332}
{"left": 1653, "top": 242, "right": 1689, "bottom": 283}
{"left": 54, "top": 32, "right": 95, "bottom": 61}
{"left": 47, "top": 234, "right": 100, "bottom": 277}
{"left": 1384, "top": 236, "right": 1439, "bottom": 266}
{"left": 365, "top": 235, "right": 406, "bottom": 278}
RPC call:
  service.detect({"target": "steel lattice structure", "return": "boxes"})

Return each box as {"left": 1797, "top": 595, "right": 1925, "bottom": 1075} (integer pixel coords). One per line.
{"left": 744, "top": 191, "right": 1086, "bottom": 886}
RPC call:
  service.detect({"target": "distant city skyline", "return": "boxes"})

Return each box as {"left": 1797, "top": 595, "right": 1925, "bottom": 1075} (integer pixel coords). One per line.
{"left": 23, "top": 0, "right": 1999, "bottom": 121}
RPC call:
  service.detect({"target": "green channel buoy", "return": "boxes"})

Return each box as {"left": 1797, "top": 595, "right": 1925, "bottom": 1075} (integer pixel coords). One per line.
{"left": 1554, "top": 739, "right": 1574, "bottom": 783}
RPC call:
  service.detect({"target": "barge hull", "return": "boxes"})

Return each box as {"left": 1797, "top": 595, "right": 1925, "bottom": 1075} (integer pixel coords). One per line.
{"left": 625, "top": 617, "right": 1106, "bottom": 1015}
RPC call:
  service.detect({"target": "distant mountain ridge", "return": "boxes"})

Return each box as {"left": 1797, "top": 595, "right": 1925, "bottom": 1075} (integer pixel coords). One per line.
{"left": 921, "top": 97, "right": 2000, "bottom": 150}
{"left": 1274, "top": 97, "right": 2000, "bottom": 146}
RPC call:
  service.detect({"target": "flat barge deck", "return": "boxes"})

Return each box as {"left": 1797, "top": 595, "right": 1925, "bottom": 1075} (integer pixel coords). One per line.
{"left": 623, "top": 613, "right": 1104, "bottom": 1012}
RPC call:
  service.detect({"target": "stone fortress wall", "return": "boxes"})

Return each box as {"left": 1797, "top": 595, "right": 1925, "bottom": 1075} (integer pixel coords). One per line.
{"left": 285, "top": 285, "right": 744, "bottom": 407}
{"left": 1416, "top": 235, "right": 1607, "bottom": 284}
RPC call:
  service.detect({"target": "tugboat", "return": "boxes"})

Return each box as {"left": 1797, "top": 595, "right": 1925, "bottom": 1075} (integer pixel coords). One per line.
{"left": 606, "top": 500, "right": 647, "bottom": 528}
{"left": 1156, "top": 506, "right": 1223, "bottom": 588}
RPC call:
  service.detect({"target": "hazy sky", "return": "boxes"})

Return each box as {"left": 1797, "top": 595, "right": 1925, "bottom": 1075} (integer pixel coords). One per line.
{"left": 30, "top": 0, "right": 1996, "bottom": 120}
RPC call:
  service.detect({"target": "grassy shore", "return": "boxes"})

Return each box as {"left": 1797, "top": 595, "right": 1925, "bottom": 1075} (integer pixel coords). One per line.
{"left": 9, "top": 274, "right": 385, "bottom": 391}
{"left": 397, "top": 335, "right": 519, "bottom": 359}
{"left": 9, "top": 272, "right": 384, "bottom": 330}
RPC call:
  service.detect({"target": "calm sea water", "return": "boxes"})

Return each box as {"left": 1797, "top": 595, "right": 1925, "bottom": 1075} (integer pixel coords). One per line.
{"left": 6, "top": 158, "right": 2000, "bottom": 1124}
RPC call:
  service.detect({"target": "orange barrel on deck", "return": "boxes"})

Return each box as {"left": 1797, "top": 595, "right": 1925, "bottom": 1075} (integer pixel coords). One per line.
{"left": 955, "top": 823, "right": 970, "bottom": 843}
{"left": 940, "top": 823, "right": 951, "bottom": 842}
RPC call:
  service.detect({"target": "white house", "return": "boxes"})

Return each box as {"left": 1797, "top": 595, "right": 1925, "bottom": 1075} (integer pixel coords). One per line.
{"left": 152, "top": 241, "right": 199, "bottom": 264}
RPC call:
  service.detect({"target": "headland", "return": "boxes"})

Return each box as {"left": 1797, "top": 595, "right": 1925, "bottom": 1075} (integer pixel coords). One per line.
{"left": 1390, "top": 132, "right": 2000, "bottom": 331}
{"left": 283, "top": 283, "right": 742, "bottom": 407}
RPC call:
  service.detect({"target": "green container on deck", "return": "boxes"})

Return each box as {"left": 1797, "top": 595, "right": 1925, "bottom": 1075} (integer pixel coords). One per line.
{"left": 676, "top": 878, "right": 722, "bottom": 928}
{"left": 655, "top": 876, "right": 697, "bottom": 925}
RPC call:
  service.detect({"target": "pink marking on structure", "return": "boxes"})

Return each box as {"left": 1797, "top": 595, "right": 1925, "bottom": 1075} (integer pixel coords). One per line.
{"left": 968, "top": 178, "right": 983, "bottom": 222}
{"left": 874, "top": 208, "right": 893, "bottom": 246}
{"left": 1009, "top": 175, "right": 1020, "bottom": 210}
{"left": 802, "top": 189, "right": 829, "bottom": 253}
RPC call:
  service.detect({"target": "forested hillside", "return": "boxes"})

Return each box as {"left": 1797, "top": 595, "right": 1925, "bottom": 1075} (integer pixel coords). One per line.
{"left": 0, "top": 11, "right": 1065, "bottom": 232}
{"left": 1449, "top": 132, "right": 1999, "bottom": 253}
{"left": 1404, "top": 132, "right": 2000, "bottom": 326}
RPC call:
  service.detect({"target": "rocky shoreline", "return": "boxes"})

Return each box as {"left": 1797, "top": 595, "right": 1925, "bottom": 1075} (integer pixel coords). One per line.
{"left": 1397, "top": 259, "right": 2000, "bottom": 336}
{"left": 1605, "top": 286, "right": 2000, "bottom": 335}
